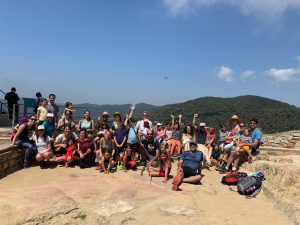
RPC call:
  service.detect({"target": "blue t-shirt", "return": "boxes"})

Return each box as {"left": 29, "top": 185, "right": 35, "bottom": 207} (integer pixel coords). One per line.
{"left": 251, "top": 129, "right": 262, "bottom": 143}
{"left": 180, "top": 151, "right": 203, "bottom": 171}
{"left": 127, "top": 127, "right": 138, "bottom": 144}
{"left": 42, "top": 121, "right": 55, "bottom": 137}
{"left": 114, "top": 129, "right": 127, "bottom": 145}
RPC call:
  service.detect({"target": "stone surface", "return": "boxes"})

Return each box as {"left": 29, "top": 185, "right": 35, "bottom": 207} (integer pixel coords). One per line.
{"left": 0, "top": 164, "right": 294, "bottom": 225}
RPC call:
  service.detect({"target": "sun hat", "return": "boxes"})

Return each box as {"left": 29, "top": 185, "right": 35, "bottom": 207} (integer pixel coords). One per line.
{"left": 156, "top": 123, "right": 162, "bottom": 126}
{"left": 47, "top": 113, "right": 54, "bottom": 117}
{"left": 102, "top": 111, "right": 109, "bottom": 116}
{"left": 113, "top": 112, "right": 121, "bottom": 117}
{"left": 231, "top": 115, "right": 239, "bottom": 120}
{"left": 37, "top": 125, "right": 45, "bottom": 130}
{"left": 200, "top": 123, "right": 206, "bottom": 127}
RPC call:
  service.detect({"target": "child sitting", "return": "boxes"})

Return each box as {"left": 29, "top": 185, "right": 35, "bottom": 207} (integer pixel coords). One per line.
{"left": 56, "top": 138, "right": 76, "bottom": 168}
{"left": 99, "top": 150, "right": 115, "bottom": 174}
{"left": 238, "top": 128, "right": 254, "bottom": 163}
{"left": 148, "top": 150, "right": 172, "bottom": 183}
{"left": 122, "top": 144, "right": 137, "bottom": 172}
{"left": 210, "top": 144, "right": 221, "bottom": 166}
{"left": 63, "top": 102, "right": 75, "bottom": 117}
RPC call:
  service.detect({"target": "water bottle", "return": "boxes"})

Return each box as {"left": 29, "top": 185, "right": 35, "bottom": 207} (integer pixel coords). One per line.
{"left": 246, "top": 186, "right": 256, "bottom": 194}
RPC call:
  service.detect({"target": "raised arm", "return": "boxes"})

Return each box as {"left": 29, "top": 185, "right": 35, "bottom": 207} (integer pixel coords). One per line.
{"left": 171, "top": 115, "right": 175, "bottom": 128}
{"left": 178, "top": 114, "right": 182, "bottom": 126}
{"left": 192, "top": 114, "right": 198, "bottom": 127}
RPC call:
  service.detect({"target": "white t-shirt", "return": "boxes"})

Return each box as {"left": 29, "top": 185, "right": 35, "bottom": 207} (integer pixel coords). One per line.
{"left": 32, "top": 135, "right": 50, "bottom": 153}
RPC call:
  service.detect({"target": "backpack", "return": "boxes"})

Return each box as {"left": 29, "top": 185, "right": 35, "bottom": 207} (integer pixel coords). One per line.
{"left": 221, "top": 172, "right": 248, "bottom": 185}
{"left": 237, "top": 174, "right": 264, "bottom": 198}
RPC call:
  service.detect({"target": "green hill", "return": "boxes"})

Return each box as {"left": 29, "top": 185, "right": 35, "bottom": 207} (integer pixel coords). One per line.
{"left": 150, "top": 95, "right": 300, "bottom": 133}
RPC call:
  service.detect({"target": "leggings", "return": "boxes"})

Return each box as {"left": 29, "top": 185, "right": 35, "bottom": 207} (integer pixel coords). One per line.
{"left": 169, "top": 139, "right": 182, "bottom": 156}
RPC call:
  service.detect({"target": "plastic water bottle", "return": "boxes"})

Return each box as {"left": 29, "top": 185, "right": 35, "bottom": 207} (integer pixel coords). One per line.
{"left": 246, "top": 186, "right": 256, "bottom": 194}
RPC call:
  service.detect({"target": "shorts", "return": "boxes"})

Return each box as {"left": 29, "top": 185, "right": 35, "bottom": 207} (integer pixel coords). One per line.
{"left": 182, "top": 166, "right": 197, "bottom": 178}
{"left": 241, "top": 145, "right": 250, "bottom": 152}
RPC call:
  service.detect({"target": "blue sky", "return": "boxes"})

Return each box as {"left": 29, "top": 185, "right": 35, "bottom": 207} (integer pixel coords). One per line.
{"left": 0, "top": 0, "right": 300, "bottom": 106}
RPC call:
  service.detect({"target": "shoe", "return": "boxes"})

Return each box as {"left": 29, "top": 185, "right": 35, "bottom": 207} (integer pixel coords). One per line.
{"left": 123, "top": 168, "right": 128, "bottom": 173}
{"left": 99, "top": 169, "right": 104, "bottom": 173}
{"left": 172, "top": 172, "right": 183, "bottom": 191}
{"left": 138, "top": 160, "right": 147, "bottom": 167}
{"left": 95, "top": 166, "right": 102, "bottom": 170}
{"left": 109, "top": 168, "right": 114, "bottom": 173}
{"left": 219, "top": 167, "right": 227, "bottom": 174}
{"left": 117, "top": 164, "right": 123, "bottom": 170}
{"left": 40, "top": 161, "right": 46, "bottom": 169}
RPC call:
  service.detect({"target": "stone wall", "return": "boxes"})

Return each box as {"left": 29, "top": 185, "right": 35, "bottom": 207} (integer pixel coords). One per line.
{"left": 263, "top": 130, "right": 300, "bottom": 149}
{"left": 0, "top": 147, "right": 24, "bottom": 179}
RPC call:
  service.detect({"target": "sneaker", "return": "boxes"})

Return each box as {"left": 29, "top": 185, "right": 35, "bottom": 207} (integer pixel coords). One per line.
{"left": 123, "top": 168, "right": 128, "bottom": 173}
{"left": 99, "top": 169, "right": 104, "bottom": 173}
{"left": 109, "top": 168, "right": 114, "bottom": 173}
{"left": 95, "top": 166, "right": 102, "bottom": 170}
{"left": 138, "top": 160, "right": 147, "bottom": 167}
{"left": 117, "top": 164, "right": 123, "bottom": 170}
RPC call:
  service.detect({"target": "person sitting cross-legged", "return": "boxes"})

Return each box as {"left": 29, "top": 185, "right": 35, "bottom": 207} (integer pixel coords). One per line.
{"left": 172, "top": 141, "right": 203, "bottom": 191}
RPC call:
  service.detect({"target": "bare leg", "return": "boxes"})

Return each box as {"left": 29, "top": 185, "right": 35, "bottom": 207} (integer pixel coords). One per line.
{"left": 182, "top": 175, "right": 202, "bottom": 184}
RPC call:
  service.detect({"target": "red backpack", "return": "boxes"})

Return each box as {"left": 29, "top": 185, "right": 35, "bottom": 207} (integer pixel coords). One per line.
{"left": 221, "top": 172, "right": 248, "bottom": 185}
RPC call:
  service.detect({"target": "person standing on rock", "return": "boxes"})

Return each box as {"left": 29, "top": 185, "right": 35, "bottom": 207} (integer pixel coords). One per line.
{"left": 172, "top": 141, "right": 203, "bottom": 191}
{"left": 5, "top": 87, "right": 19, "bottom": 122}
{"left": 135, "top": 111, "right": 153, "bottom": 132}
{"left": 47, "top": 94, "right": 59, "bottom": 122}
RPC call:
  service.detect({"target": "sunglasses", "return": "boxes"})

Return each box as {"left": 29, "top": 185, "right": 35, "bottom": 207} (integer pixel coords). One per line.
{"left": 240, "top": 125, "right": 245, "bottom": 127}
{"left": 250, "top": 122, "right": 256, "bottom": 125}
{"left": 143, "top": 114, "right": 148, "bottom": 116}
{"left": 30, "top": 118, "right": 37, "bottom": 121}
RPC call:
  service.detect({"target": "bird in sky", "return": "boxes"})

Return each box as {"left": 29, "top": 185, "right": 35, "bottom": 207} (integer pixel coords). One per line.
{"left": 163, "top": 76, "right": 168, "bottom": 80}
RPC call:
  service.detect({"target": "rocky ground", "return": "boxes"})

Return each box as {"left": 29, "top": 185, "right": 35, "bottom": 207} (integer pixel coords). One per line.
{"left": 0, "top": 160, "right": 294, "bottom": 225}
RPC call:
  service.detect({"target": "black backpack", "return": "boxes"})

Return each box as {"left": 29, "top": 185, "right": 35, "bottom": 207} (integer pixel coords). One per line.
{"left": 237, "top": 176, "right": 263, "bottom": 198}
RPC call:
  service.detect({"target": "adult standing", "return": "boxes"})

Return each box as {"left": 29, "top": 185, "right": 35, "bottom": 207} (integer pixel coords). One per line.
{"left": 10, "top": 115, "right": 37, "bottom": 168}
{"left": 77, "top": 110, "right": 95, "bottom": 134}
{"left": 135, "top": 111, "right": 153, "bottom": 132}
{"left": 48, "top": 94, "right": 59, "bottom": 121}
{"left": 5, "top": 87, "right": 19, "bottom": 121}
{"left": 57, "top": 111, "right": 76, "bottom": 132}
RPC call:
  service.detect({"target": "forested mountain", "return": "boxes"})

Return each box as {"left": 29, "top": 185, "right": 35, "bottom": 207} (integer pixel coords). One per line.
{"left": 150, "top": 95, "right": 300, "bottom": 133}
{"left": 72, "top": 96, "right": 299, "bottom": 133}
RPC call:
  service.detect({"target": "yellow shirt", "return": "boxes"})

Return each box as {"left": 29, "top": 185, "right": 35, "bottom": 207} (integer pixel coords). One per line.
{"left": 37, "top": 106, "right": 48, "bottom": 121}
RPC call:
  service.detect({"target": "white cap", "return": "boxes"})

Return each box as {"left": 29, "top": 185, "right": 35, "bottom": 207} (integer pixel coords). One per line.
{"left": 156, "top": 123, "right": 162, "bottom": 126}
{"left": 47, "top": 113, "right": 54, "bottom": 117}
{"left": 200, "top": 123, "right": 206, "bottom": 127}
{"left": 37, "top": 125, "right": 45, "bottom": 130}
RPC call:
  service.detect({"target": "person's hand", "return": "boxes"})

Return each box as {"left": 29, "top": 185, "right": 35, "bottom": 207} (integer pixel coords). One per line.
{"left": 9, "top": 143, "right": 14, "bottom": 148}
{"left": 170, "top": 115, "right": 174, "bottom": 118}
{"left": 125, "top": 114, "right": 129, "bottom": 119}
{"left": 97, "top": 116, "right": 101, "bottom": 121}
{"left": 178, "top": 114, "right": 183, "bottom": 118}
{"left": 194, "top": 114, "right": 198, "bottom": 118}
{"left": 131, "top": 105, "right": 136, "bottom": 111}
{"left": 80, "top": 153, "right": 84, "bottom": 159}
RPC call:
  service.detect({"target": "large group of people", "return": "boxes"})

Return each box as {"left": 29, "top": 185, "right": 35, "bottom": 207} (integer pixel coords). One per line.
{"left": 8, "top": 90, "right": 263, "bottom": 191}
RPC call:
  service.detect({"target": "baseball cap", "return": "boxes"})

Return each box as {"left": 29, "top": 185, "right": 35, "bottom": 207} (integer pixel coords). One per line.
{"left": 113, "top": 112, "right": 121, "bottom": 117}
{"left": 200, "top": 123, "right": 206, "bottom": 127}
{"left": 156, "top": 123, "right": 162, "bottom": 126}
{"left": 231, "top": 115, "right": 239, "bottom": 120}
{"left": 37, "top": 125, "right": 45, "bottom": 130}
{"left": 190, "top": 141, "right": 197, "bottom": 146}
{"left": 47, "top": 113, "right": 54, "bottom": 117}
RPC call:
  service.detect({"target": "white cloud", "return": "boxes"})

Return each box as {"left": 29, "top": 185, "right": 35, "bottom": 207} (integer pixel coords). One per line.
{"left": 266, "top": 67, "right": 300, "bottom": 83}
{"left": 163, "top": 0, "right": 300, "bottom": 20}
{"left": 217, "top": 66, "right": 235, "bottom": 82}
{"left": 241, "top": 70, "right": 255, "bottom": 81}
{"left": 295, "top": 56, "right": 300, "bottom": 62}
